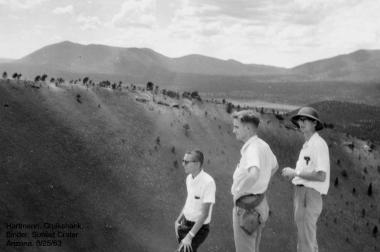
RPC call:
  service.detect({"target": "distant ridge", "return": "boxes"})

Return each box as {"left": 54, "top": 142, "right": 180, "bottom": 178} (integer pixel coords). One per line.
{"left": 16, "top": 41, "right": 286, "bottom": 77}
{"left": 291, "top": 49, "right": 380, "bottom": 81}
{"left": 0, "top": 58, "right": 15, "bottom": 63}
{"left": 1, "top": 41, "right": 380, "bottom": 84}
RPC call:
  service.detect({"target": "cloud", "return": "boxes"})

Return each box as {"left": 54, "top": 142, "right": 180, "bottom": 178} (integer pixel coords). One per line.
{"left": 111, "top": 0, "right": 157, "bottom": 29}
{"left": 0, "top": 0, "right": 48, "bottom": 9}
{"left": 53, "top": 5, "right": 74, "bottom": 15}
{"left": 160, "top": 0, "right": 380, "bottom": 67}
{"left": 76, "top": 15, "right": 102, "bottom": 31}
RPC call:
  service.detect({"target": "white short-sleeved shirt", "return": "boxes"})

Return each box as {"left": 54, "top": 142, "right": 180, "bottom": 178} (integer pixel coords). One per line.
{"left": 183, "top": 170, "right": 216, "bottom": 224}
{"left": 231, "top": 135, "right": 278, "bottom": 197}
{"left": 292, "top": 132, "right": 330, "bottom": 195}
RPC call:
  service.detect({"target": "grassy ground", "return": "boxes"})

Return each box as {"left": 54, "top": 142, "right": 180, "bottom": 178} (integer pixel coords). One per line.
{"left": 0, "top": 80, "right": 379, "bottom": 252}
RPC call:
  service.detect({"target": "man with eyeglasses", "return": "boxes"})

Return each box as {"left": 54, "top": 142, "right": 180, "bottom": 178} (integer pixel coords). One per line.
{"left": 282, "top": 107, "right": 330, "bottom": 252}
{"left": 174, "top": 150, "right": 216, "bottom": 252}
{"left": 231, "top": 110, "right": 278, "bottom": 252}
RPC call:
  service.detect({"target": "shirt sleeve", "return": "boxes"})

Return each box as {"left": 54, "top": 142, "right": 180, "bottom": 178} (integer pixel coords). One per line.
{"left": 314, "top": 139, "right": 330, "bottom": 173}
{"left": 185, "top": 176, "right": 190, "bottom": 192}
{"left": 244, "top": 145, "right": 260, "bottom": 171}
{"left": 272, "top": 151, "right": 278, "bottom": 171}
{"left": 202, "top": 180, "right": 216, "bottom": 204}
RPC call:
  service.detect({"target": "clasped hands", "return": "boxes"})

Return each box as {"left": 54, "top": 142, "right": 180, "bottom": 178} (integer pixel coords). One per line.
{"left": 281, "top": 167, "right": 297, "bottom": 179}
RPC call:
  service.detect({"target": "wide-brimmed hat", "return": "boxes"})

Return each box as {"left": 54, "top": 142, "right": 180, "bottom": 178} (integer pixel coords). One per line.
{"left": 291, "top": 107, "right": 324, "bottom": 131}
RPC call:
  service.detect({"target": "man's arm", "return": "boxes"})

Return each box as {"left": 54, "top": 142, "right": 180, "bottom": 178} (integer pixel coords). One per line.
{"left": 175, "top": 206, "right": 185, "bottom": 223}
{"left": 234, "top": 166, "right": 259, "bottom": 200}
{"left": 189, "top": 203, "right": 211, "bottom": 236}
{"left": 271, "top": 161, "right": 279, "bottom": 177}
{"left": 175, "top": 205, "right": 185, "bottom": 239}
{"left": 178, "top": 203, "right": 211, "bottom": 250}
{"left": 298, "top": 170, "right": 326, "bottom": 181}
{"left": 282, "top": 167, "right": 326, "bottom": 182}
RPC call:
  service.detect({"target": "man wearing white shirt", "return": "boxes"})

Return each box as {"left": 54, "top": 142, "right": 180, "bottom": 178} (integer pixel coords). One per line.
{"left": 231, "top": 110, "right": 278, "bottom": 252}
{"left": 175, "top": 150, "right": 216, "bottom": 252}
{"left": 282, "top": 107, "right": 330, "bottom": 252}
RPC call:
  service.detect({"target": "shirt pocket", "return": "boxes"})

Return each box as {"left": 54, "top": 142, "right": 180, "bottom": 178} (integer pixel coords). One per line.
{"left": 302, "top": 151, "right": 315, "bottom": 172}
{"left": 192, "top": 187, "right": 203, "bottom": 202}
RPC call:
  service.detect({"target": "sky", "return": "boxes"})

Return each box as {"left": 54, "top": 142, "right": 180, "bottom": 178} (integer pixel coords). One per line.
{"left": 0, "top": 0, "right": 379, "bottom": 67}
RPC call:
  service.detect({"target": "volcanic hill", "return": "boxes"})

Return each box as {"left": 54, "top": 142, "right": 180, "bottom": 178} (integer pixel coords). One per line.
{"left": 0, "top": 79, "right": 379, "bottom": 252}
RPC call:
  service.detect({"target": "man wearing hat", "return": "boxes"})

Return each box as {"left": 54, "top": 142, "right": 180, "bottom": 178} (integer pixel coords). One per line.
{"left": 231, "top": 110, "right": 278, "bottom": 252}
{"left": 282, "top": 107, "right": 330, "bottom": 252}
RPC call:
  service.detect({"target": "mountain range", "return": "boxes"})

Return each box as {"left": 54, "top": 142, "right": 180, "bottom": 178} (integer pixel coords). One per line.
{"left": 1, "top": 41, "right": 380, "bottom": 85}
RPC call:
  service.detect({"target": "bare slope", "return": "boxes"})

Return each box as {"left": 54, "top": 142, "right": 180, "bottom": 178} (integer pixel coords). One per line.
{"left": 0, "top": 80, "right": 379, "bottom": 252}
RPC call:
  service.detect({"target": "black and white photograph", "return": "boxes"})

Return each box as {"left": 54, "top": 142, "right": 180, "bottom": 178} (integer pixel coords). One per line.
{"left": 0, "top": 0, "right": 379, "bottom": 251}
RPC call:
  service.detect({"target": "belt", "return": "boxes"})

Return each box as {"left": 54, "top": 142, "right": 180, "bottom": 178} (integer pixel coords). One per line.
{"left": 235, "top": 193, "right": 264, "bottom": 210}
{"left": 183, "top": 219, "right": 209, "bottom": 228}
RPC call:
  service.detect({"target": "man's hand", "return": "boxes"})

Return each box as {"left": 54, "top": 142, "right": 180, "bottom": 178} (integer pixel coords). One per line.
{"left": 282, "top": 167, "right": 297, "bottom": 179}
{"left": 178, "top": 234, "right": 193, "bottom": 252}
{"left": 174, "top": 221, "right": 180, "bottom": 239}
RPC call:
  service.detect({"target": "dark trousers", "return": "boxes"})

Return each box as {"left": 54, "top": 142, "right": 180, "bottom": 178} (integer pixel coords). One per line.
{"left": 177, "top": 219, "right": 210, "bottom": 252}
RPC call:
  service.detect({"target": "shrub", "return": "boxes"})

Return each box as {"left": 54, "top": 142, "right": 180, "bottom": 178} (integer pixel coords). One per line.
{"left": 166, "top": 90, "right": 178, "bottom": 99}
{"left": 226, "top": 102, "right": 233, "bottom": 114}
{"left": 334, "top": 177, "right": 339, "bottom": 187}
{"left": 341, "top": 169, "right": 348, "bottom": 178}
{"left": 156, "top": 136, "right": 160, "bottom": 146}
{"left": 190, "top": 91, "right": 201, "bottom": 101}
{"left": 183, "top": 124, "right": 190, "bottom": 137}
{"left": 275, "top": 114, "right": 284, "bottom": 121}
{"left": 146, "top": 81, "right": 154, "bottom": 91}
{"left": 367, "top": 183, "right": 373, "bottom": 196}
{"left": 324, "top": 122, "right": 335, "bottom": 129}
{"left": 183, "top": 124, "right": 190, "bottom": 130}
{"left": 173, "top": 160, "right": 179, "bottom": 169}
{"left": 373, "top": 225, "right": 378, "bottom": 237}
{"left": 76, "top": 94, "right": 81, "bottom": 104}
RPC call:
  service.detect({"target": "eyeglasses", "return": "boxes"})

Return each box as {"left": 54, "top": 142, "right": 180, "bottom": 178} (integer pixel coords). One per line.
{"left": 182, "top": 159, "right": 198, "bottom": 165}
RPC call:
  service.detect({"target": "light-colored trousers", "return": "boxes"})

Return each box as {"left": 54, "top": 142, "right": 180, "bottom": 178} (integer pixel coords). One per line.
{"left": 294, "top": 186, "right": 323, "bottom": 252}
{"left": 232, "top": 195, "right": 269, "bottom": 252}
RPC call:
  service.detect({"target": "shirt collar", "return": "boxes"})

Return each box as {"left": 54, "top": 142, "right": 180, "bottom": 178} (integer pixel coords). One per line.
{"left": 241, "top": 134, "right": 258, "bottom": 155}
{"left": 190, "top": 169, "right": 204, "bottom": 182}
{"left": 304, "top": 132, "right": 319, "bottom": 147}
